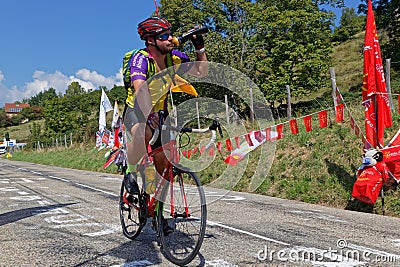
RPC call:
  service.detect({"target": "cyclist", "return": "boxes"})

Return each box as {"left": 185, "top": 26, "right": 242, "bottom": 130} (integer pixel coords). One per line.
{"left": 122, "top": 16, "right": 208, "bottom": 224}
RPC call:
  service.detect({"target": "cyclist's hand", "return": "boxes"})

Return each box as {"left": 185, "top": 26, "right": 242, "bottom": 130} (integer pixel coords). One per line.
{"left": 147, "top": 112, "right": 159, "bottom": 130}
{"left": 190, "top": 33, "right": 204, "bottom": 50}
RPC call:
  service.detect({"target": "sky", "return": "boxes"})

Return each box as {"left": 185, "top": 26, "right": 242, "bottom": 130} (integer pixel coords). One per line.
{"left": 0, "top": 0, "right": 361, "bottom": 108}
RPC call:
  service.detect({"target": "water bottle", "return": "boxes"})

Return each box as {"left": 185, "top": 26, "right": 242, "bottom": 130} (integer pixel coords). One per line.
{"left": 172, "top": 26, "right": 209, "bottom": 46}
{"left": 144, "top": 165, "right": 157, "bottom": 194}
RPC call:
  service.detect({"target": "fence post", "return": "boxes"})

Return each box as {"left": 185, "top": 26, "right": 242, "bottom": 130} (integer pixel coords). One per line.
{"left": 249, "top": 87, "right": 254, "bottom": 123}
{"left": 196, "top": 102, "right": 200, "bottom": 128}
{"left": 385, "top": 58, "right": 394, "bottom": 112}
{"left": 225, "top": 95, "right": 230, "bottom": 124}
{"left": 64, "top": 134, "right": 67, "bottom": 148}
{"left": 330, "top": 67, "right": 338, "bottom": 107}
{"left": 286, "top": 85, "right": 292, "bottom": 119}
{"left": 70, "top": 133, "right": 73, "bottom": 146}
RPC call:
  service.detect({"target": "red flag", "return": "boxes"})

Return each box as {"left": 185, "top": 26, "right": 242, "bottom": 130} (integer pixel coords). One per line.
{"left": 398, "top": 95, "right": 400, "bottom": 115}
{"left": 303, "top": 115, "right": 312, "bottom": 132}
{"left": 265, "top": 127, "right": 271, "bottom": 141}
{"left": 290, "top": 119, "right": 299, "bottom": 134}
{"left": 217, "top": 141, "right": 222, "bottom": 152}
{"left": 276, "top": 124, "right": 283, "bottom": 139}
{"left": 209, "top": 145, "right": 214, "bottom": 156}
{"left": 226, "top": 139, "right": 233, "bottom": 151}
{"left": 245, "top": 134, "right": 253, "bottom": 146}
{"left": 335, "top": 104, "right": 344, "bottom": 122}
{"left": 318, "top": 110, "right": 328, "bottom": 128}
{"left": 362, "top": 0, "right": 392, "bottom": 148}
{"left": 235, "top": 136, "right": 240, "bottom": 148}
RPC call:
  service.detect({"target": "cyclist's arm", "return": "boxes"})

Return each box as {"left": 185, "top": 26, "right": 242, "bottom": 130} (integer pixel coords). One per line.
{"left": 132, "top": 79, "right": 153, "bottom": 122}
{"left": 187, "top": 50, "right": 208, "bottom": 77}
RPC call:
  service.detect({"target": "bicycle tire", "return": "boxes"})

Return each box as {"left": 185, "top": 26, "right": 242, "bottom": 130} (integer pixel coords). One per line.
{"left": 157, "top": 169, "right": 207, "bottom": 266}
{"left": 119, "top": 181, "right": 144, "bottom": 239}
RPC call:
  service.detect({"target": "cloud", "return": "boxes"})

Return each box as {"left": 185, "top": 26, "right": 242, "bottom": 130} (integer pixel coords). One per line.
{"left": 0, "top": 68, "right": 123, "bottom": 108}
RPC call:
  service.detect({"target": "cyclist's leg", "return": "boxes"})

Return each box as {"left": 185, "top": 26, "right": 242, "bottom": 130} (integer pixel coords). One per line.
{"left": 123, "top": 106, "right": 147, "bottom": 193}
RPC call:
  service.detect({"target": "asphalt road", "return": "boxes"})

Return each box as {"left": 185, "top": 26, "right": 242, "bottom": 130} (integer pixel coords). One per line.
{"left": 1, "top": 158, "right": 400, "bottom": 267}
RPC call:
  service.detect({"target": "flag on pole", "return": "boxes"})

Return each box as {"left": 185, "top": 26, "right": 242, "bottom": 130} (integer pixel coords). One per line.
{"left": 111, "top": 100, "right": 120, "bottom": 129}
{"left": 362, "top": 0, "right": 392, "bottom": 148}
{"left": 99, "top": 89, "right": 113, "bottom": 131}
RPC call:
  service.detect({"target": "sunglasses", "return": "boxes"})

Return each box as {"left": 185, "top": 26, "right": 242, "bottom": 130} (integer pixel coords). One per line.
{"left": 156, "top": 33, "right": 172, "bottom": 41}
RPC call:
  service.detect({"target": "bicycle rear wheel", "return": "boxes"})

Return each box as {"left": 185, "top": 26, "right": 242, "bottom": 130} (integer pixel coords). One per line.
{"left": 158, "top": 169, "right": 207, "bottom": 266}
{"left": 119, "top": 182, "right": 144, "bottom": 239}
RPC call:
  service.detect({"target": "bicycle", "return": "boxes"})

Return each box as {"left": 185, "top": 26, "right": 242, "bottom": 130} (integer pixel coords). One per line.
{"left": 119, "top": 112, "right": 222, "bottom": 266}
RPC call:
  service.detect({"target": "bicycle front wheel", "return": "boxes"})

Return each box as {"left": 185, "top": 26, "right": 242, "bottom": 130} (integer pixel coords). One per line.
{"left": 119, "top": 182, "right": 144, "bottom": 239}
{"left": 158, "top": 169, "right": 207, "bottom": 266}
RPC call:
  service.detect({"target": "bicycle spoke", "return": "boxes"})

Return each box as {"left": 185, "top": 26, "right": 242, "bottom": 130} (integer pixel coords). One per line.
{"left": 119, "top": 182, "right": 143, "bottom": 240}
{"left": 158, "top": 170, "right": 206, "bottom": 266}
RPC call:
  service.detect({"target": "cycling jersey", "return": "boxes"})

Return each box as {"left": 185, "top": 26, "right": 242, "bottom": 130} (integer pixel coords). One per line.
{"left": 126, "top": 49, "right": 191, "bottom": 112}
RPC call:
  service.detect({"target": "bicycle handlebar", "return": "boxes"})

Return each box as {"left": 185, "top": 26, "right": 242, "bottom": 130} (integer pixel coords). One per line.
{"left": 148, "top": 114, "right": 223, "bottom": 150}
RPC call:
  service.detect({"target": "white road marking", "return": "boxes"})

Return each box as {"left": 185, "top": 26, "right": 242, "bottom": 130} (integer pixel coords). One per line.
{"left": 10, "top": 195, "right": 41, "bottom": 201}
{"left": 0, "top": 187, "right": 18, "bottom": 192}
{"left": 75, "top": 183, "right": 118, "bottom": 197}
{"left": 207, "top": 219, "right": 290, "bottom": 246}
{"left": 110, "top": 260, "right": 153, "bottom": 267}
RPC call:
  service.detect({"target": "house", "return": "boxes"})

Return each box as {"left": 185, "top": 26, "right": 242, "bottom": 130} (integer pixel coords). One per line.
{"left": 4, "top": 103, "right": 30, "bottom": 118}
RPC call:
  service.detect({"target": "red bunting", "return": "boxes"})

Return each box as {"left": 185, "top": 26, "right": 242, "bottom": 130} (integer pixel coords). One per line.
{"left": 192, "top": 147, "right": 198, "bottom": 155}
{"left": 303, "top": 115, "right": 312, "bottom": 132}
{"left": 209, "top": 145, "right": 214, "bottom": 156}
{"left": 187, "top": 149, "right": 192, "bottom": 159}
{"left": 335, "top": 104, "right": 345, "bottom": 122}
{"left": 397, "top": 95, "right": 400, "bottom": 114}
{"left": 226, "top": 139, "right": 233, "bottom": 151}
{"left": 318, "top": 110, "right": 328, "bottom": 128}
{"left": 276, "top": 124, "right": 283, "bottom": 139}
{"left": 265, "top": 127, "right": 271, "bottom": 141}
{"left": 200, "top": 146, "right": 205, "bottom": 155}
{"left": 182, "top": 150, "right": 187, "bottom": 157}
{"left": 290, "top": 119, "right": 299, "bottom": 134}
{"left": 254, "top": 130, "right": 264, "bottom": 142}
{"left": 217, "top": 141, "right": 222, "bottom": 152}
{"left": 235, "top": 136, "right": 240, "bottom": 148}
{"left": 245, "top": 134, "right": 253, "bottom": 146}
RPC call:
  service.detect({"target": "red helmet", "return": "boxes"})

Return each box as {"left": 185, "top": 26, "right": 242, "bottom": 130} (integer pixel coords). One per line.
{"left": 137, "top": 17, "right": 172, "bottom": 40}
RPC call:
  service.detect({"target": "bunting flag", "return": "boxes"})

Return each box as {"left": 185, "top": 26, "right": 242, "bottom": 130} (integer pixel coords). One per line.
{"left": 111, "top": 101, "right": 120, "bottom": 129}
{"left": 265, "top": 127, "right": 271, "bottom": 141}
{"left": 362, "top": 0, "right": 392, "bottom": 148}
{"left": 209, "top": 145, "right": 214, "bottom": 156}
{"left": 318, "top": 110, "right": 328, "bottom": 128}
{"left": 290, "top": 119, "right": 299, "bottom": 134}
{"left": 235, "top": 136, "right": 241, "bottom": 148}
{"left": 226, "top": 139, "right": 233, "bottom": 151}
{"left": 335, "top": 104, "right": 344, "bottom": 122}
{"left": 225, "top": 130, "right": 277, "bottom": 165}
{"left": 303, "top": 115, "right": 312, "bottom": 132}
{"left": 398, "top": 95, "right": 400, "bottom": 115}
{"left": 99, "top": 89, "right": 113, "bottom": 132}
{"left": 276, "top": 124, "right": 284, "bottom": 139}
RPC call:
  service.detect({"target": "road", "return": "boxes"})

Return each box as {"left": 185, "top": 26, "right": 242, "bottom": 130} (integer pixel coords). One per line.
{"left": 1, "top": 158, "right": 400, "bottom": 266}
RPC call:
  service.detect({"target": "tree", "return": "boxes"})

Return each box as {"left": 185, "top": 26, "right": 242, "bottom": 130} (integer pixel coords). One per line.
{"left": 65, "top": 82, "right": 85, "bottom": 97}
{"left": 26, "top": 87, "right": 58, "bottom": 107}
{"left": 332, "top": 8, "right": 365, "bottom": 42}
{"left": 160, "top": 0, "right": 335, "bottom": 107}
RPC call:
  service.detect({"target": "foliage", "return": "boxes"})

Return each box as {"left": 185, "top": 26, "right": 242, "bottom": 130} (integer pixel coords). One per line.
{"left": 332, "top": 8, "right": 365, "bottom": 43}
{"left": 160, "top": 0, "right": 335, "bottom": 108}
{"left": 25, "top": 87, "right": 58, "bottom": 106}
{"left": 65, "top": 81, "right": 85, "bottom": 97}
